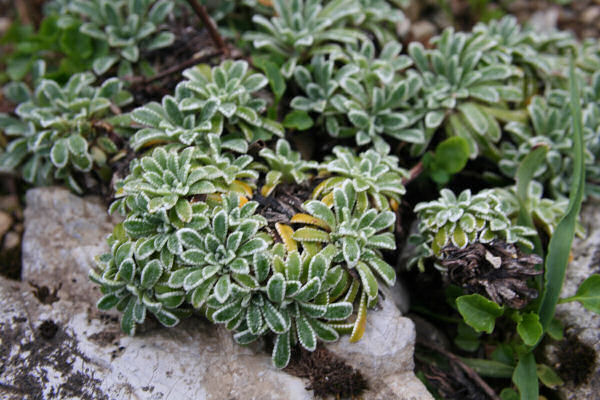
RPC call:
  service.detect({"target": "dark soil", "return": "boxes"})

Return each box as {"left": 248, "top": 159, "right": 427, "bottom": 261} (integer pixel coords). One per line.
{"left": 29, "top": 282, "right": 61, "bottom": 305}
{"left": 554, "top": 334, "right": 597, "bottom": 386}
{"left": 284, "top": 345, "right": 369, "bottom": 399}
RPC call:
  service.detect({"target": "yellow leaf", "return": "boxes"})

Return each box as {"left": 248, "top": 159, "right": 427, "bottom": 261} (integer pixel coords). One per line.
{"left": 290, "top": 213, "right": 331, "bottom": 230}
{"left": 275, "top": 223, "right": 297, "bottom": 252}
{"left": 321, "top": 192, "right": 334, "bottom": 207}
{"left": 350, "top": 291, "right": 368, "bottom": 343}
{"left": 238, "top": 195, "right": 249, "bottom": 206}
{"left": 261, "top": 184, "right": 275, "bottom": 197}
{"left": 232, "top": 180, "right": 254, "bottom": 197}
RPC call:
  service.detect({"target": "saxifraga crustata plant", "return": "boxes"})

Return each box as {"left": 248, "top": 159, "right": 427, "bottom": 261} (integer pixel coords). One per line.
{"left": 128, "top": 61, "right": 281, "bottom": 152}
{"left": 93, "top": 161, "right": 357, "bottom": 367}
{"left": 0, "top": 71, "right": 132, "bottom": 193}
{"left": 409, "top": 188, "right": 538, "bottom": 272}
{"left": 313, "top": 145, "right": 409, "bottom": 211}
{"left": 65, "top": 0, "right": 175, "bottom": 76}
{"left": 243, "top": 0, "right": 366, "bottom": 78}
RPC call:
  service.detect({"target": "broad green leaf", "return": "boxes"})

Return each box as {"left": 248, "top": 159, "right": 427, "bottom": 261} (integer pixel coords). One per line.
{"left": 537, "top": 363, "right": 564, "bottom": 389}
{"left": 456, "top": 294, "right": 504, "bottom": 333}
{"left": 517, "top": 312, "right": 543, "bottom": 346}
{"left": 140, "top": 260, "right": 163, "bottom": 289}
{"left": 561, "top": 274, "right": 600, "bottom": 314}
{"left": 283, "top": 110, "right": 313, "bottom": 131}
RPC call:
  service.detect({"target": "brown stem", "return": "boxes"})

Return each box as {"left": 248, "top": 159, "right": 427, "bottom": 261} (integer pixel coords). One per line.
{"left": 402, "top": 161, "right": 424, "bottom": 185}
{"left": 128, "top": 49, "right": 222, "bottom": 86}
{"left": 185, "top": 0, "right": 229, "bottom": 56}
{"left": 417, "top": 339, "right": 501, "bottom": 400}
{"left": 147, "top": 49, "right": 222, "bottom": 84}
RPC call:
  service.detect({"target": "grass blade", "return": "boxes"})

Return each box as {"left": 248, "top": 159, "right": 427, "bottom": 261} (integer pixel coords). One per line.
{"left": 537, "top": 57, "right": 586, "bottom": 331}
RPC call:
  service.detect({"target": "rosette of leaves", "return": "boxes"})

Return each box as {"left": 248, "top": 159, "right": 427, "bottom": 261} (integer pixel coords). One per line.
{"left": 130, "top": 94, "right": 246, "bottom": 153}
{"left": 213, "top": 244, "right": 353, "bottom": 368}
{"left": 473, "top": 16, "right": 575, "bottom": 79}
{"left": 90, "top": 224, "right": 193, "bottom": 335}
{"left": 341, "top": 39, "right": 412, "bottom": 86}
{"left": 0, "top": 73, "right": 132, "bottom": 193}
{"left": 258, "top": 139, "right": 318, "bottom": 196}
{"left": 498, "top": 94, "right": 598, "bottom": 198}
{"left": 243, "top": 0, "right": 364, "bottom": 78}
{"left": 492, "top": 182, "right": 576, "bottom": 238}
{"left": 193, "top": 134, "right": 260, "bottom": 197}
{"left": 329, "top": 69, "right": 425, "bottom": 153}
{"left": 351, "top": 0, "right": 406, "bottom": 44}
{"left": 407, "top": 27, "right": 522, "bottom": 158}
{"left": 293, "top": 181, "right": 397, "bottom": 302}
{"left": 112, "top": 146, "right": 220, "bottom": 215}
{"left": 582, "top": 71, "right": 600, "bottom": 197}
{"left": 290, "top": 56, "right": 342, "bottom": 114}
{"left": 410, "top": 188, "right": 537, "bottom": 271}
{"left": 68, "top": 0, "right": 175, "bottom": 76}
{"left": 314, "top": 146, "right": 408, "bottom": 210}
{"left": 167, "top": 193, "right": 269, "bottom": 309}
{"left": 177, "top": 60, "right": 284, "bottom": 141}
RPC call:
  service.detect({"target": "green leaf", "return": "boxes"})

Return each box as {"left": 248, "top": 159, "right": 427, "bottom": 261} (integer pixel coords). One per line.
{"left": 537, "top": 58, "right": 586, "bottom": 332}
{"left": 460, "top": 357, "right": 514, "bottom": 378}
{"left": 459, "top": 102, "right": 488, "bottom": 135}
{"left": 140, "top": 259, "right": 163, "bottom": 289}
{"left": 296, "top": 314, "right": 316, "bottom": 351}
{"left": 292, "top": 227, "right": 330, "bottom": 243}
{"left": 429, "top": 136, "right": 470, "bottom": 179}
{"left": 267, "top": 273, "right": 286, "bottom": 303}
{"left": 121, "top": 297, "right": 136, "bottom": 335}
{"left": 515, "top": 145, "right": 548, "bottom": 255}
{"left": 175, "top": 198, "right": 192, "bottom": 223}
{"left": 254, "top": 58, "right": 286, "bottom": 100}
{"left": 500, "top": 388, "right": 519, "bottom": 400}
{"left": 517, "top": 312, "right": 543, "bottom": 346}
{"left": 537, "top": 363, "right": 564, "bottom": 389}
{"left": 456, "top": 294, "right": 504, "bottom": 333}
{"left": 272, "top": 331, "right": 291, "bottom": 368}
{"left": 214, "top": 275, "right": 231, "bottom": 303}
{"left": 283, "top": 110, "right": 313, "bottom": 131}
{"left": 561, "top": 274, "right": 600, "bottom": 314}
{"left": 50, "top": 140, "right": 69, "bottom": 168}
{"left": 513, "top": 352, "right": 538, "bottom": 400}
{"left": 97, "top": 294, "right": 121, "bottom": 310}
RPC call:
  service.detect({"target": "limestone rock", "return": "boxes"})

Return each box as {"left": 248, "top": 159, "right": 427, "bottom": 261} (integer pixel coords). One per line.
{"left": 2, "top": 187, "right": 432, "bottom": 400}
{"left": 545, "top": 200, "right": 600, "bottom": 400}
{"left": 327, "top": 294, "right": 434, "bottom": 400}
{"left": 21, "top": 187, "right": 120, "bottom": 302}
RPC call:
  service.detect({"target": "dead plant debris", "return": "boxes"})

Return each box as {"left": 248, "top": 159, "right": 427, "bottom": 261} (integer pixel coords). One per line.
{"left": 284, "top": 346, "right": 368, "bottom": 399}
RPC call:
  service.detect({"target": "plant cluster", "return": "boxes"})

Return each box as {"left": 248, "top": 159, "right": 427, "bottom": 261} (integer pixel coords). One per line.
{"left": 0, "top": 64, "right": 132, "bottom": 193}
{"left": 61, "top": 0, "right": 176, "bottom": 76}
{"left": 2, "top": 1, "right": 600, "bottom": 397}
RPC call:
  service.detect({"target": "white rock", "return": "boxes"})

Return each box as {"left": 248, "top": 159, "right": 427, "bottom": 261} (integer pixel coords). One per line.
{"left": 545, "top": 200, "right": 600, "bottom": 400}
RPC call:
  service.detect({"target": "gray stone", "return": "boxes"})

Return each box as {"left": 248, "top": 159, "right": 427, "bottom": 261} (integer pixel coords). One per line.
{"left": 21, "top": 187, "right": 120, "bottom": 302}
{"left": 544, "top": 200, "right": 600, "bottom": 400}
{"left": 528, "top": 9, "right": 559, "bottom": 33}
{"left": 3, "top": 187, "right": 432, "bottom": 400}
{"left": 327, "top": 294, "right": 434, "bottom": 400}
